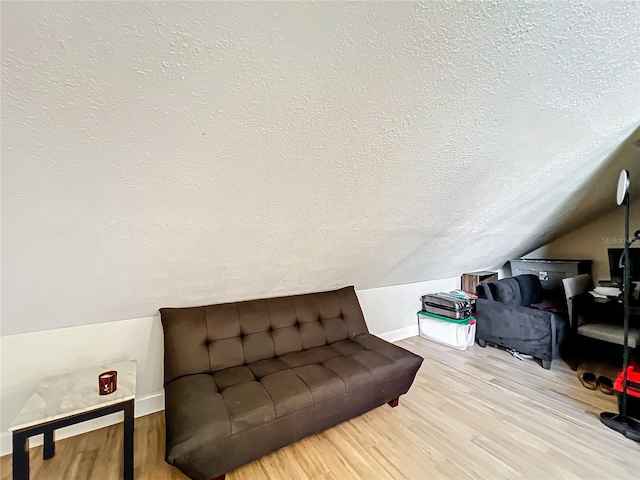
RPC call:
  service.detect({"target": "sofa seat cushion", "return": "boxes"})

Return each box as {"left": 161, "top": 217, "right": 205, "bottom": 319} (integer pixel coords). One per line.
{"left": 213, "top": 366, "right": 256, "bottom": 390}
{"left": 330, "top": 339, "right": 366, "bottom": 356}
{"left": 349, "top": 350, "right": 396, "bottom": 382}
{"left": 248, "top": 358, "right": 289, "bottom": 379}
{"left": 305, "top": 345, "right": 342, "bottom": 363}
{"left": 292, "top": 364, "right": 346, "bottom": 402}
{"left": 320, "top": 356, "right": 372, "bottom": 392}
{"left": 221, "top": 381, "right": 276, "bottom": 434}
{"left": 530, "top": 299, "right": 566, "bottom": 315}
{"left": 278, "top": 351, "right": 318, "bottom": 368}
{"left": 168, "top": 333, "right": 423, "bottom": 445}
{"left": 260, "top": 369, "right": 314, "bottom": 416}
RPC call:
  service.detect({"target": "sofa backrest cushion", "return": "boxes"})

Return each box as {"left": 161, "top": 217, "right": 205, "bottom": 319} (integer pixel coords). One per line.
{"left": 476, "top": 283, "right": 494, "bottom": 300}
{"left": 479, "top": 274, "right": 543, "bottom": 306}
{"left": 513, "top": 274, "right": 544, "bottom": 306}
{"left": 492, "top": 277, "right": 522, "bottom": 305}
{"left": 160, "top": 286, "right": 368, "bottom": 385}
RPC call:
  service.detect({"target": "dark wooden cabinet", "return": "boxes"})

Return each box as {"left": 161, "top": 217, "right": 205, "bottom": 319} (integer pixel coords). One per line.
{"left": 461, "top": 271, "right": 498, "bottom": 294}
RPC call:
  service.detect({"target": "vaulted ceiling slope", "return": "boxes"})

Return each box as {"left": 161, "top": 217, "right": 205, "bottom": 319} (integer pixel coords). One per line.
{"left": 2, "top": 2, "right": 639, "bottom": 335}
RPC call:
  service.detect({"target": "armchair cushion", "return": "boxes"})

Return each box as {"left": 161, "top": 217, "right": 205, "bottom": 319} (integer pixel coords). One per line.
{"left": 490, "top": 274, "right": 543, "bottom": 306}
{"left": 530, "top": 299, "right": 567, "bottom": 314}
{"left": 492, "top": 277, "right": 522, "bottom": 305}
{"left": 514, "top": 274, "right": 544, "bottom": 306}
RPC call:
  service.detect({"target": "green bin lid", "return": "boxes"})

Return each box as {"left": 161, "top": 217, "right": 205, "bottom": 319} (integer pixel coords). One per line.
{"left": 418, "top": 310, "right": 475, "bottom": 325}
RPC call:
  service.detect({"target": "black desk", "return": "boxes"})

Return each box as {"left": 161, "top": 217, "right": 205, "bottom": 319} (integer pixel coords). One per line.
{"left": 575, "top": 294, "right": 640, "bottom": 325}
{"left": 570, "top": 293, "right": 640, "bottom": 370}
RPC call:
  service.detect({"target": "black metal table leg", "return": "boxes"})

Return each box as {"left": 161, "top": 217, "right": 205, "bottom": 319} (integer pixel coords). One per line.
{"left": 43, "top": 429, "right": 55, "bottom": 460}
{"left": 123, "top": 400, "right": 134, "bottom": 480}
{"left": 12, "top": 400, "right": 134, "bottom": 480}
{"left": 12, "top": 431, "right": 29, "bottom": 480}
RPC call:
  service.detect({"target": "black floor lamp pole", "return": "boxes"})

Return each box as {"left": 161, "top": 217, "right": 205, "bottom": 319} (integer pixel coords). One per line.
{"left": 621, "top": 186, "right": 630, "bottom": 419}
{"left": 616, "top": 227, "right": 640, "bottom": 414}
{"left": 600, "top": 169, "right": 640, "bottom": 442}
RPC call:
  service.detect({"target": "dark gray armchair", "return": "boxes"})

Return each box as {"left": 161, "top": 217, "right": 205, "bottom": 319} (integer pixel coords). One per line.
{"left": 475, "top": 274, "right": 568, "bottom": 369}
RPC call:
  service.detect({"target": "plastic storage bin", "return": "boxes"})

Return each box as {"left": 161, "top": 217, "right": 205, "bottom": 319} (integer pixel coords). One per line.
{"left": 418, "top": 311, "right": 476, "bottom": 350}
{"left": 614, "top": 360, "right": 640, "bottom": 420}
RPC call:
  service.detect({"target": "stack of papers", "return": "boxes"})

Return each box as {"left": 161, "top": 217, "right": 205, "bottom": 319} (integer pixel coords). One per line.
{"left": 449, "top": 289, "right": 478, "bottom": 300}
{"left": 590, "top": 286, "right": 622, "bottom": 298}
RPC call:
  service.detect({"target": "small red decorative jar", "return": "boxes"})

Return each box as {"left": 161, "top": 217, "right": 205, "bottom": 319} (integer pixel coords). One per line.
{"left": 98, "top": 371, "right": 118, "bottom": 395}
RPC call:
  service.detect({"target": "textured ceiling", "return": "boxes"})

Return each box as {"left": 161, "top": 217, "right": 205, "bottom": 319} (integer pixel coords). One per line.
{"left": 2, "top": 1, "right": 639, "bottom": 335}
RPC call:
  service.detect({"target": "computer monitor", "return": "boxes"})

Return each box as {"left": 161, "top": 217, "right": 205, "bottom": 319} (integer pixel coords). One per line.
{"left": 608, "top": 248, "right": 640, "bottom": 284}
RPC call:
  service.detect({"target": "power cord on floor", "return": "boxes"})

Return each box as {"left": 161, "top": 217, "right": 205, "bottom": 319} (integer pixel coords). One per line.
{"left": 505, "top": 348, "right": 534, "bottom": 361}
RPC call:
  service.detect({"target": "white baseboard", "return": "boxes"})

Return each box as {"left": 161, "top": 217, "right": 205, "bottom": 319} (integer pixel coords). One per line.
{"left": 0, "top": 391, "right": 164, "bottom": 457}
{"left": 375, "top": 324, "right": 419, "bottom": 343}
{"left": 137, "top": 391, "right": 165, "bottom": 416}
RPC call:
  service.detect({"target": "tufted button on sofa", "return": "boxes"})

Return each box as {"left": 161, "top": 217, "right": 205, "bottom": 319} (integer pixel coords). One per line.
{"left": 160, "top": 286, "right": 423, "bottom": 480}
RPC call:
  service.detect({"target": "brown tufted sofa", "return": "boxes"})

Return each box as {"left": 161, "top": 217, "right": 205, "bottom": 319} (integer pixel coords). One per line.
{"left": 160, "top": 286, "right": 423, "bottom": 480}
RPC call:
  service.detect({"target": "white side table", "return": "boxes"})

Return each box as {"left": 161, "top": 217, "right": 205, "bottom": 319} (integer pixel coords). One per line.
{"left": 9, "top": 360, "right": 137, "bottom": 480}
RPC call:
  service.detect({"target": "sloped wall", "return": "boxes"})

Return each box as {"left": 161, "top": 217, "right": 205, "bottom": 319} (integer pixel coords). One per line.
{"left": 526, "top": 196, "right": 640, "bottom": 283}
{"left": 2, "top": 1, "right": 639, "bottom": 335}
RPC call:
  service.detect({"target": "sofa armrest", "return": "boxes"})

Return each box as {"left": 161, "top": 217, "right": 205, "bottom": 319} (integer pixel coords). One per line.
{"left": 164, "top": 374, "right": 231, "bottom": 464}
{"left": 352, "top": 333, "right": 423, "bottom": 373}
{"left": 475, "top": 298, "right": 565, "bottom": 359}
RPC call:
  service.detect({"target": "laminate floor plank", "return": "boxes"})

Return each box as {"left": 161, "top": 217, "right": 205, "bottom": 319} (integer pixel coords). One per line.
{"left": 1, "top": 337, "right": 638, "bottom": 479}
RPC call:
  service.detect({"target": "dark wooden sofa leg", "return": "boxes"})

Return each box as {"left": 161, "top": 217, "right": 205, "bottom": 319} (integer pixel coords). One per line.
{"left": 211, "top": 475, "right": 225, "bottom": 480}
{"left": 477, "top": 339, "right": 487, "bottom": 348}
{"left": 541, "top": 359, "right": 551, "bottom": 370}
{"left": 388, "top": 397, "right": 399, "bottom": 408}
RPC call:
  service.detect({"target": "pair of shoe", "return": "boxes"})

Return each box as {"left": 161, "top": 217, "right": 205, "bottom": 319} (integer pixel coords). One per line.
{"left": 580, "top": 372, "right": 614, "bottom": 395}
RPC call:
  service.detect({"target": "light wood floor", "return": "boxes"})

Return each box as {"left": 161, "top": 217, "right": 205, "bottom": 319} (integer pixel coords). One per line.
{"left": 2, "top": 337, "right": 638, "bottom": 479}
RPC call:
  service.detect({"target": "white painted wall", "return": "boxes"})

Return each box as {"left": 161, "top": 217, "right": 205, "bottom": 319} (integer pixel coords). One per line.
{"left": 0, "top": 278, "right": 458, "bottom": 455}
{"left": 356, "top": 277, "right": 460, "bottom": 341}
{"left": 2, "top": 2, "right": 640, "bottom": 336}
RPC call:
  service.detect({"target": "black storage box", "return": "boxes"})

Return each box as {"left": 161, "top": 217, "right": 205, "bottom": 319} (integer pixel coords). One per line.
{"left": 509, "top": 258, "right": 592, "bottom": 297}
